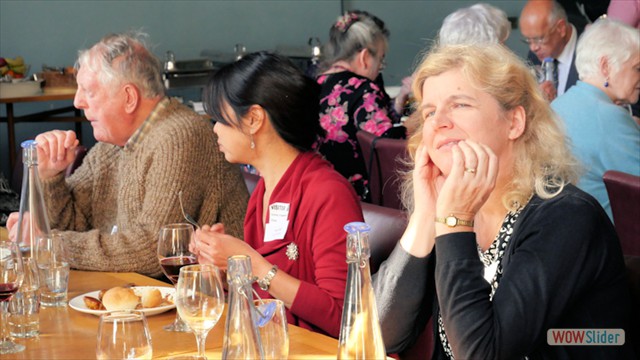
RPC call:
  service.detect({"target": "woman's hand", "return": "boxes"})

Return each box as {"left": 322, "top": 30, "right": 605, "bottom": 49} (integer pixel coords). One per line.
{"left": 435, "top": 140, "right": 498, "bottom": 227}
{"left": 35, "top": 130, "right": 80, "bottom": 180}
{"left": 193, "top": 224, "right": 260, "bottom": 270}
{"left": 400, "top": 142, "right": 443, "bottom": 257}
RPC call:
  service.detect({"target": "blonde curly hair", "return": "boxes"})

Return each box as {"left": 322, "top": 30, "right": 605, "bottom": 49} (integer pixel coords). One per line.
{"left": 401, "top": 44, "right": 580, "bottom": 212}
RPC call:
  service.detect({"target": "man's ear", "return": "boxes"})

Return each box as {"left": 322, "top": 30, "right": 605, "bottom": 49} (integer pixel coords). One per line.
{"left": 123, "top": 84, "right": 140, "bottom": 114}
{"left": 508, "top": 105, "right": 526, "bottom": 140}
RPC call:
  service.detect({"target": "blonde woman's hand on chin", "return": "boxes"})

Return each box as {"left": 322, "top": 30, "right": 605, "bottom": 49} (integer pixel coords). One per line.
{"left": 435, "top": 140, "right": 498, "bottom": 235}
{"left": 400, "top": 142, "right": 444, "bottom": 257}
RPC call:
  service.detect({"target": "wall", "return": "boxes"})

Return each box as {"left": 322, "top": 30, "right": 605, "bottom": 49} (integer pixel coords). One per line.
{"left": 0, "top": 0, "right": 529, "bottom": 178}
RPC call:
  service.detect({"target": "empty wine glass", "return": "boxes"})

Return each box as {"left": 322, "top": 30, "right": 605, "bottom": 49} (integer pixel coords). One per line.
{"left": 0, "top": 240, "right": 25, "bottom": 354}
{"left": 176, "top": 264, "right": 225, "bottom": 360}
{"left": 96, "top": 310, "right": 152, "bottom": 359}
{"left": 157, "top": 223, "right": 197, "bottom": 332}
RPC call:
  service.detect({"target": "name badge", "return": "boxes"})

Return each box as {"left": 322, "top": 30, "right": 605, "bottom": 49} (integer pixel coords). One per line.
{"left": 264, "top": 202, "right": 290, "bottom": 242}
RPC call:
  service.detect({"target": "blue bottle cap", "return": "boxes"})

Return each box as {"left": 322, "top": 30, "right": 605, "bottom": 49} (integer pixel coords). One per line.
{"left": 344, "top": 222, "right": 371, "bottom": 234}
{"left": 21, "top": 139, "right": 37, "bottom": 148}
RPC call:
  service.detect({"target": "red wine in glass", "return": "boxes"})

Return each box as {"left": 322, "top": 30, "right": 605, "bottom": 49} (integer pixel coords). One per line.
{"left": 160, "top": 256, "right": 198, "bottom": 284}
{"left": 0, "top": 283, "right": 20, "bottom": 302}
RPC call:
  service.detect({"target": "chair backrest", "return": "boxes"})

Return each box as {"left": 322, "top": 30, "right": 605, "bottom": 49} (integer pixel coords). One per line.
{"left": 373, "top": 137, "right": 409, "bottom": 210}
{"left": 603, "top": 170, "right": 640, "bottom": 257}
{"left": 356, "top": 130, "right": 409, "bottom": 210}
{"left": 361, "top": 201, "right": 408, "bottom": 274}
{"left": 356, "top": 130, "right": 379, "bottom": 204}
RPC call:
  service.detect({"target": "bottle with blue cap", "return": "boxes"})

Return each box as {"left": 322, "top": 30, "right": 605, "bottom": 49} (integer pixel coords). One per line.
{"left": 337, "top": 222, "right": 385, "bottom": 359}
{"left": 15, "top": 140, "right": 51, "bottom": 257}
{"left": 542, "top": 57, "right": 557, "bottom": 89}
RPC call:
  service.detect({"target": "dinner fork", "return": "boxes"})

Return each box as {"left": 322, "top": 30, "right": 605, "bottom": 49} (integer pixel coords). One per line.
{"left": 178, "top": 191, "right": 200, "bottom": 231}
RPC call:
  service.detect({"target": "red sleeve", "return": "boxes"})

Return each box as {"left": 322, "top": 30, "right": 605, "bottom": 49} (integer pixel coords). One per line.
{"left": 289, "top": 176, "right": 363, "bottom": 338}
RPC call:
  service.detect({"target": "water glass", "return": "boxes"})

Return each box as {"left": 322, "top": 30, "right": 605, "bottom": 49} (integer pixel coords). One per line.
{"left": 36, "top": 232, "right": 70, "bottom": 307}
{"left": 254, "top": 299, "right": 289, "bottom": 360}
{"left": 8, "top": 257, "right": 40, "bottom": 338}
{"left": 96, "top": 311, "right": 152, "bottom": 360}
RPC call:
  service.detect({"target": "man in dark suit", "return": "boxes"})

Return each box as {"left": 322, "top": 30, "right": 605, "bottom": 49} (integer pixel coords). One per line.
{"left": 520, "top": 0, "right": 580, "bottom": 101}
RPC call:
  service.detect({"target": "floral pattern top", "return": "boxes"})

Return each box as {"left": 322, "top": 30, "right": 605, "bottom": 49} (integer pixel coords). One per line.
{"left": 316, "top": 71, "right": 403, "bottom": 201}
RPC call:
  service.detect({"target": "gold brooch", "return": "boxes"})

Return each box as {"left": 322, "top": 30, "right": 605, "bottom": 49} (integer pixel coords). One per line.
{"left": 286, "top": 242, "right": 299, "bottom": 261}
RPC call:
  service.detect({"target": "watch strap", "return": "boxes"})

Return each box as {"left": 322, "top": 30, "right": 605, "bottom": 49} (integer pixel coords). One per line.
{"left": 435, "top": 214, "right": 474, "bottom": 227}
{"left": 257, "top": 265, "right": 278, "bottom": 291}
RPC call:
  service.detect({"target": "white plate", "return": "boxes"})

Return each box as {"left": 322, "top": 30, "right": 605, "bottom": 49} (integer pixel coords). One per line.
{"left": 69, "top": 286, "right": 175, "bottom": 316}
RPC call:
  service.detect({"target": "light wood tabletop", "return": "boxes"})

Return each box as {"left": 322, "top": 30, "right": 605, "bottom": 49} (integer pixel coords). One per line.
{"left": 3, "top": 270, "right": 339, "bottom": 359}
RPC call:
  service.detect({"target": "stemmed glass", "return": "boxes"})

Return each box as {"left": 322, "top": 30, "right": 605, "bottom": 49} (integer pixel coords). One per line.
{"left": 0, "top": 240, "right": 25, "bottom": 354}
{"left": 176, "top": 264, "right": 225, "bottom": 359}
{"left": 157, "top": 223, "right": 198, "bottom": 332}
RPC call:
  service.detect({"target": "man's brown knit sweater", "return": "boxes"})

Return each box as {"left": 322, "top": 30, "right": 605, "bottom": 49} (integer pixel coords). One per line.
{"left": 42, "top": 98, "right": 249, "bottom": 277}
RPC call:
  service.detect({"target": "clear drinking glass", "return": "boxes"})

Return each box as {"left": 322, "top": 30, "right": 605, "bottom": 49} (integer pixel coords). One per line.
{"left": 35, "top": 231, "right": 70, "bottom": 307}
{"left": 96, "top": 310, "right": 152, "bottom": 360}
{"left": 157, "top": 223, "right": 197, "bottom": 332}
{"left": 0, "top": 240, "right": 25, "bottom": 354}
{"left": 8, "top": 257, "right": 39, "bottom": 338}
{"left": 175, "top": 264, "right": 225, "bottom": 360}
{"left": 254, "top": 299, "right": 289, "bottom": 360}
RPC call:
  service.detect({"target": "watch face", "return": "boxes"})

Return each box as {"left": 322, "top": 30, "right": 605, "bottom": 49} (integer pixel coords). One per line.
{"left": 445, "top": 216, "right": 457, "bottom": 227}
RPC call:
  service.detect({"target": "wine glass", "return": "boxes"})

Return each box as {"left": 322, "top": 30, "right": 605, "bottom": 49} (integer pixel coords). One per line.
{"left": 176, "top": 264, "right": 225, "bottom": 359}
{"left": 157, "top": 223, "right": 198, "bottom": 332}
{"left": 0, "top": 240, "right": 25, "bottom": 354}
{"left": 96, "top": 310, "right": 152, "bottom": 359}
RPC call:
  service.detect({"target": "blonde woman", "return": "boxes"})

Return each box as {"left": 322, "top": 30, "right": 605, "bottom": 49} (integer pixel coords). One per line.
{"left": 373, "top": 44, "right": 634, "bottom": 359}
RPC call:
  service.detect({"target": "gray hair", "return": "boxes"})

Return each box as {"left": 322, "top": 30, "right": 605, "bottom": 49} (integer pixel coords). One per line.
{"left": 547, "top": 0, "right": 568, "bottom": 24}
{"left": 76, "top": 31, "right": 165, "bottom": 98}
{"left": 576, "top": 18, "right": 640, "bottom": 79}
{"left": 319, "top": 10, "right": 389, "bottom": 71}
{"left": 438, "top": 3, "right": 511, "bottom": 45}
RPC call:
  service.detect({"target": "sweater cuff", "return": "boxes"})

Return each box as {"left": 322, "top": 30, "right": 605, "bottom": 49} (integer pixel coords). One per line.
{"left": 435, "top": 232, "right": 478, "bottom": 263}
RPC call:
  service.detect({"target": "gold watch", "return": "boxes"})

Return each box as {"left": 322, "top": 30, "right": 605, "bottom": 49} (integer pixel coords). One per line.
{"left": 435, "top": 214, "right": 474, "bottom": 227}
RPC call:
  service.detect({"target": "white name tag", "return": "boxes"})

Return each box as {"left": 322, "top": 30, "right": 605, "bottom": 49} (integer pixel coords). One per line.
{"left": 264, "top": 202, "right": 290, "bottom": 242}
{"left": 264, "top": 220, "right": 290, "bottom": 242}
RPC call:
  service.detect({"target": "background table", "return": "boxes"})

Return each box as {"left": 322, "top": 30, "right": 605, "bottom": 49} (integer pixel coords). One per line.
{"left": 3, "top": 270, "right": 339, "bottom": 359}
{"left": 0, "top": 90, "right": 84, "bottom": 178}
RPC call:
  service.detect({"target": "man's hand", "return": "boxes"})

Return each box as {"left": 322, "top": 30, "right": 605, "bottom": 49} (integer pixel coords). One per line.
{"left": 34, "top": 130, "right": 80, "bottom": 180}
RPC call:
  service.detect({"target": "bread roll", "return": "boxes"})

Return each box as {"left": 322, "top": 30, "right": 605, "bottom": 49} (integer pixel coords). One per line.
{"left": 101, "top": 287, "right": 140, "bottom": 311}
{"left": 140, "top": 288, "right": 163, "bottom": 308}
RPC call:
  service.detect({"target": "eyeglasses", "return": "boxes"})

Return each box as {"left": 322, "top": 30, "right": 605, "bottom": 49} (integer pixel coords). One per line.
{"left": 520, "top": 21, "right": 559, "bottom": 46}
{"left": 379, "top": 57, "right": 386, "bottom": 72}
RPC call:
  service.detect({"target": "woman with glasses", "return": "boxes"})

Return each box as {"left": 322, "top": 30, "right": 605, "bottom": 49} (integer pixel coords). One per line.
{"left": 316, "top": 10, "right": 407, "bottom": 202}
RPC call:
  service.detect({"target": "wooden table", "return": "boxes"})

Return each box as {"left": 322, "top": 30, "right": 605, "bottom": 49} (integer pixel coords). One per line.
{"left": 4, "top": 270, "right": 339, "bottom": 359}
{"left": 0, "top": 90, "right": 84, "bottom": 177}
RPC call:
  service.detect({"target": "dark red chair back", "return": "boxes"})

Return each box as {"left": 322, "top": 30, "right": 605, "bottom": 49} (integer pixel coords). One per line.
{"left": 356, "top": 130, "right": 409, "bottom": 210}
{"left": 603, "top": 170, "right": 640, "bottom": 256}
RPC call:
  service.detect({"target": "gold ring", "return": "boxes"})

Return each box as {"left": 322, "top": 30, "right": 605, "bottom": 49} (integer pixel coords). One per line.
{"left": 465, "top": 168, "right": 476, "bottom": 174}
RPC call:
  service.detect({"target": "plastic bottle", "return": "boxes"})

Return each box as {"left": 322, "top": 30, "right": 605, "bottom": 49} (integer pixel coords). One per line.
{"left": 542, "top": 57, "right": 557, "bottom": 88}
{"left": 337, "top": 222, "right": 386, "bottom": 359}
{"left": 222, "top": 255, "right": 264, "bottom": 359}
{"left": 16, "top": 140, "right": 51, "bottom": 258}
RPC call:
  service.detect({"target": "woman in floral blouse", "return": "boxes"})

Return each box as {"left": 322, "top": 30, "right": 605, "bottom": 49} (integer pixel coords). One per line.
{"left": 316, "top": 10, "right": 407, "bottom": 202}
